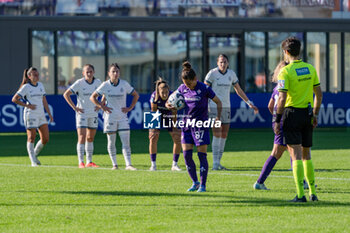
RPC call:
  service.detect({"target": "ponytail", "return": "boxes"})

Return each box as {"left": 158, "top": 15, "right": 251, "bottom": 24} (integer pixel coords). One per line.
{"left": 181, "top": 61, "right": 196, "bottom": 80}
{"left": 19, "top": 67, "right": 37, "bottom": 90}
{"left": 154, "top": 77, "right": 169, "bottom": 102}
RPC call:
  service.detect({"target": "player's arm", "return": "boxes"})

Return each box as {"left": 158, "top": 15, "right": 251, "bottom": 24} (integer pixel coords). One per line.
{"left": 12, "top": 94, "right": 36, "bottom": 110}
{"left": 204, "top": 81, "right": 211, "bottom": 87}
{"left": 43, "top": 95, "right": 54, "bottom": 122}
{"left": 122, "top": 90, "right": 139, "bottom": 113}
{"left": 90, "top": 92, "right": 112, "bottom": 113}
{"left": 274, "top": 91, "right": 287, "bottom": 135}
{"left": 268, "top": 98, "right": 275, "bottom": 115}
{"left": 211, "top": 96, "right": 222, "bottom": 120}
{"left": 312, "top": 85, "right": 323, "bottom": 128}
{"left": 233, "top": 83, "right": 259, "bottom": 114}
{"left": 151, "top": 102, "right": 158, "bottom": 112}
{"left": 63, "top": 89, "right": 84, "bottom": 113}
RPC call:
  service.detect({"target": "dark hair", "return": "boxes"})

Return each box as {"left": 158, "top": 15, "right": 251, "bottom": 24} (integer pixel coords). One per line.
{"left": 217, "top": 54, "right": 229, "bottom": 62}
{"left": 107, "top": 63, "right": 120, "bottom": 80}
{"left": 181, "top": 61, "right": 196, "bottom": 80}
{"left": 108, "top": 63, "right": 120, "bottom": 71}
{"left": 154, "top": 77, "right": 169, "bottom": 102}
{"left": 19, "top": 67, "right": 38, "bottom": 89}
{"left": 83, "top": 64, "right": 95, "bottom": 71}
{"left": 281, "top": 37, "right": 301, "bottom": 57}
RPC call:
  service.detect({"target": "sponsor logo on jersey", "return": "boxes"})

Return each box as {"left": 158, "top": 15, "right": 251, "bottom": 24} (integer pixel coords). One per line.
{"left": 185, "top": 96, "right": 201, "bottom": 101}
{"left": 295, "top": 67, "right": 310, "bottom": 76}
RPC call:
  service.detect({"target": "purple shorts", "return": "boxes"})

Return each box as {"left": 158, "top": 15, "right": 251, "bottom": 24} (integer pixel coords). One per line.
{"left": 181, "top": 127, "right": 210, "bottom": 146}
{"left": 272, "top": 122, "right": 286, "bottom": 146}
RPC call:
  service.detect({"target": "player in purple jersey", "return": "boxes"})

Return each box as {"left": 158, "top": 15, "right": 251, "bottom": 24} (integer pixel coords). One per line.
{"left": 254, "top": 61, "right": 314, "bottom": 190}
{"left": 253, "top": 61, "right": 288, "bottom": 189}
{"left": 149, "top": 78, "right": 182, "bottom": 171}
{"left": 168, "top": 61, "right": 222, "bottom": 192}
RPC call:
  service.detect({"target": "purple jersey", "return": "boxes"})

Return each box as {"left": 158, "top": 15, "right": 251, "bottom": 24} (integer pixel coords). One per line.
{"left": 177, "top": 81, "right": 216, "bottom": 122}
{"left": 271, "top": 86, "right": 285, "bottom": 146}
{"left": 150, "top": 91, "right": 173, "bottom": 116}
{"left": 271, "top": 86, "right": 279, "bottom": 122}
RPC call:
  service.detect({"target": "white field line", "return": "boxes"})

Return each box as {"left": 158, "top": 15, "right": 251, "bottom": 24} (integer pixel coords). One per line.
{"left": 0, "top": 163, "right": 350, "bottom": 182}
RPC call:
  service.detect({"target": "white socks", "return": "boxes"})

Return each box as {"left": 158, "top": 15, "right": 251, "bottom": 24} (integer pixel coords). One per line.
{"left": 77, "top": 143, "right": 85, "bottom": 164}
{"left": 212, "top": 136, "right": 220, "bottom": 167}
{"left": 85, "top": 142, "right": 94, "bottom": 164}
{"left": 219, "top": 137, "right": 227, "bottom": 162}
{"left": 34, "top": 140, "right": 44, "bottom": 156}
{"left": 119, "top": 130, "right": 132, "bottom": 166}
{"left": 212, "top": 137, "right": 227, "bottom": 167}
{"left": 26, "top": 142, "right": 36, "bottom": 165}
{"left": 107, "top": 133, "right": 117, "bottom": 166}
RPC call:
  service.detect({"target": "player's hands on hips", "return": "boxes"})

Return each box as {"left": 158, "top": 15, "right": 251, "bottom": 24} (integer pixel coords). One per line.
{"left": 122, "top": 107, "right": 131, "bottom": 113}
{"left": 26, "top": 104, "right": 36, "bottom": 110}
{"left": 101, "top": 105, "right": 112, "bottom": 113}
{"left": 274, "top": 122, "right": 281, "bottom": 135}
{"left": 75, "top": 107, "right": 84, "bottom": 114}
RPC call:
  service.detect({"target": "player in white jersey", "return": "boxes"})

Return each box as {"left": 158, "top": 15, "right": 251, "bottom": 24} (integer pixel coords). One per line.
{"left": 63, "top": 64, "right": 102, "bottom": 168}
{"left": 90, "top": 63, "right": 139, "bottom": 170}
{"left": 204, "top": 54, "right": 259, "bottom": 170}
{"left": 12, "top": 67, "right": 54, "bottom": 167}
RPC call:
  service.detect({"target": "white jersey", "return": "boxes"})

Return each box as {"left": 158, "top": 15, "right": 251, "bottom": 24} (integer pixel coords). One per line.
{"left": 16, "top": 82, "right": 46, "bottom": 117}
{"left": 69, "top": 77, "right": 102, "bottom": 117}
{"left": 95, "top": 79, "right": 134, "bottom": 121}
{"left": 204, "top": 67, "right": 239, "bottom": 108}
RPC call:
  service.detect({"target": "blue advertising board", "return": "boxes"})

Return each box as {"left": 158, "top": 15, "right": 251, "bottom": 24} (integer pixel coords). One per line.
{"left": 0, "top": 93, "right": 349, "bottom": 132}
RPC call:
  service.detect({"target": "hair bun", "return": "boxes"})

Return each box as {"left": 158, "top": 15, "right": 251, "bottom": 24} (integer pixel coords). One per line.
{"left": 182, "top": 61, "right": 192, "bottom": 70}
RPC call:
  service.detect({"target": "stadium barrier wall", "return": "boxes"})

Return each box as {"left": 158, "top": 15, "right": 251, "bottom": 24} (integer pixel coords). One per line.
{"left": 0, "top": 93, "right": 349, "bottom": 132}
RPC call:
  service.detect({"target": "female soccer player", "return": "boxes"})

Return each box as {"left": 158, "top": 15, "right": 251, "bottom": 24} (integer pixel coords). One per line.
{"left": 63, "top": 64, "right": 101, "bottom": 168}
{"left": 204, "top": 54, "right": 258, "bottom": 170}
{"left": 253, "top": 61, "right": 288, "bottom": 190}
{"left": 90, "top": 63, "right": 139, "bottom": 170}
{"left": 12, "top": 67, "right": 53, "bottom": 166}
{"left": 169, "top": 61, "right": 222, "bottom": 192}
{"left": 149, "top": 78, "right": 182, "bottom": 171}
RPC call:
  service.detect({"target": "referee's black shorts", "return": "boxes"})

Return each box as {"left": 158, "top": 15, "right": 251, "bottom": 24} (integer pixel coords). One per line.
{"left": 282, "top": 107, "right": 313, "bottom": 147}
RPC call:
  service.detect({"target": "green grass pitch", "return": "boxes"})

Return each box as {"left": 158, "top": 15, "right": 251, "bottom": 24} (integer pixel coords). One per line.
{"left": 0, "top": 128, "right": 350, "bottom": 232}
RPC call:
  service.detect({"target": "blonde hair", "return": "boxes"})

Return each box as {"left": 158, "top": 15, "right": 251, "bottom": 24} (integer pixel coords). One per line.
{"left": 271, "top": 61, "right": 288, "bottom": 83}
{"left": 154, "top": 77, "right": 169, "bottom": 102}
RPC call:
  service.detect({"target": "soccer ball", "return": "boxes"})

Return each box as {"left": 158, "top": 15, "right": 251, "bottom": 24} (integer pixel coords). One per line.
{"left": 168, "top": 91, "right": 185, "bottom": 110}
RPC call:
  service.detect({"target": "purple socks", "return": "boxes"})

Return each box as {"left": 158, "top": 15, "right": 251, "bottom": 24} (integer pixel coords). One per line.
{"left": 197, "top": 152, "right": 208, "bottom": 186}
{"left": 150, "top": 153, "right": 156, "bottom": 162}
{"left": 173, "top": 153, "right": 180, "bottom": 162}
{"left": 257, "top": 155, "right": 277, "bottom": 184}
{"left": 183, "top": 150, "right": 208, "bottom": 186}
{"left": 183, "top": 150, "right": 198, "bottom": 183}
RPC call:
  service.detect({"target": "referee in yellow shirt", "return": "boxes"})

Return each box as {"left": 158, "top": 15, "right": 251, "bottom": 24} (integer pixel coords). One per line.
{"left": 275, "top": 37, "right": 323, "bottom": 202}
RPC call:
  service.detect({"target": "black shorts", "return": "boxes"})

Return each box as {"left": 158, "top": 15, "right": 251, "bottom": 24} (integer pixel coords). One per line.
{"left": 282, "top": 107, "right": 313, "bottom": 147}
